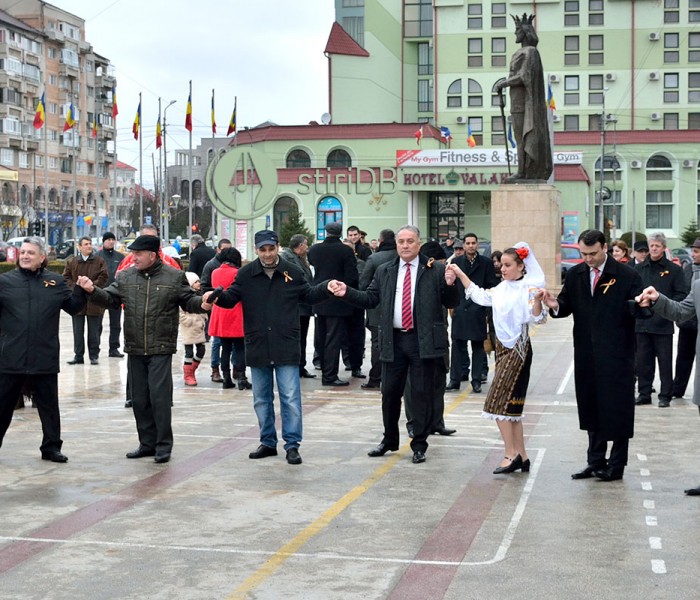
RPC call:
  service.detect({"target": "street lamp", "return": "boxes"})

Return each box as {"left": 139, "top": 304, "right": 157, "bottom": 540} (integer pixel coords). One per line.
{"left": 167, "top": 194, "right": 181, "bottom": 242}
{"left": 162, "top": 100, "right": 176, "bottom": 240}
{"left": 598, "top": 87, "right": 609, "bottom": 233}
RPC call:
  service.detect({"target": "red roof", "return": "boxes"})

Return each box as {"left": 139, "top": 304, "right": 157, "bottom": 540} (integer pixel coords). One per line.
{"left": 555, "top": 129, "right": 700, "bottom": 145}
{"left": 553, "top": 164, "right": 591, "bottom": 184}
{"left": 325, "top": 22, "right": 369, "bottom": 57}
{"left": 115, "top": 160, "right": 137, "bottom": 171}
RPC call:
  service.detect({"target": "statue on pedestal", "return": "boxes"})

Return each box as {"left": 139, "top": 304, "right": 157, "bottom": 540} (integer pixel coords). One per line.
{"left": 495, "top": 14, "right": 553, "bottom": 183}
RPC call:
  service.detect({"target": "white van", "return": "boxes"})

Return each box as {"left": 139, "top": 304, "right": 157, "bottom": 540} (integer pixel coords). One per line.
{"left": 5, "top": 236, "right": 47, "bottom": 248}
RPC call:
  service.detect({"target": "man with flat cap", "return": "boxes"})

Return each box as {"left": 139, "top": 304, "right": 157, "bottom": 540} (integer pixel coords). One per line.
{"left": 205, "top": 230, "right": 330, "bottom": 465}
{"left": 77, "top": 235, "right": 211, "bottom": 464}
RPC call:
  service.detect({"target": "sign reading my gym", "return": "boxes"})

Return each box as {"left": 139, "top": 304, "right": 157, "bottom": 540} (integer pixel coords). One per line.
{"left": 396, "top": 149, "right": 583, "bottom": 168}
{"left": 206, "top": 147, "right": 278, "bottom": 219}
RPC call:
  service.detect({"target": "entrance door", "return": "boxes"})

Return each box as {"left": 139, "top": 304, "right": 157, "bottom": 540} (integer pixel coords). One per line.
{"left": 316, "top": 196, "right": 343, "bottom": 241}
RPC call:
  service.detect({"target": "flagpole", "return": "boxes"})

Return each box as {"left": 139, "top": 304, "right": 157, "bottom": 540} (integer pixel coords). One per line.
{"left": 188, "top": 79, "right": 193, "bottom": 236}
{"left": 138, "top": 91, "right": 143, "bottom": 227}
{"left": 158, "top": 97, "right": 162, "bottom": 234}
{"left": 112, "top": 87, "right": 118, "bottom": 236}
{"left": 210, "top": 88, "right": 216, "bottom": 240}
{"left": 71, "top": 102, "right": 77, "bottom": 250}
{"left": 94, "top": 115, "right": 99, "bottom": 238}
{"left": 42, "top": 91, "right": 48, "bottom": 246}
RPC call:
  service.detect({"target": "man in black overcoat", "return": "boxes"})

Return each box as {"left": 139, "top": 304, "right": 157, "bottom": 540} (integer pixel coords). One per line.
{"left": 542, "top": 229, "right": 650, "bottom": 482}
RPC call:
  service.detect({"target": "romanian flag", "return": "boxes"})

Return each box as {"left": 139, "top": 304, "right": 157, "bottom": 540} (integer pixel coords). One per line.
{"left": 156, "top": 116, "right": 162, "bottom": 149}
{"left": 185, "top": 93, "right": 193, "bottom": 132}
{"left": 132, "top": 101, "right": 141, "bottom": 140}
{"left": 91, "top": 115, "right": 98, "bottom": 139}
{"left": 112, "top": 83, "right": 119, "bottom": 118}
{"left": 414, "top": 126, "right": 423, "bottom": 146}
{"left": 227, "top": 98, "right": 237, "bottom": 136}
{"left": 33, "top": 92, "right": 46, "bottom": 129}
{"left": 211, "top": 90, "right": 216, "bottom": 135}
{"left": 467, "top": 125, "right": 477, "bottom": 148}
{"left": 63, "top": 101, "right": 76, "bottom": 132}
{"left": 547, "top": 83, "right": 556, "bottom": 110}
{"left": 507, "top": 121, "right": 516, "bottom": 148}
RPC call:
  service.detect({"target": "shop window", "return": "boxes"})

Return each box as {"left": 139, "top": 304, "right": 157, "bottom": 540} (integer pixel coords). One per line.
{"left": 447, "top": 79, "right": 462, "bottom": 108}
{"left": 316, "top": 196, "right": 343, "bottom": 241}
{"left": 273, "top": 196, "right": 296, "bottom": 233}
{"left": 327, "top": 149, "right": 351, "bottom": 168}
{"left": 286, "top": 149, "right": 311, "bottom": 168}
{"left": 429, "top": 193, "right": 465, "bottom": 242}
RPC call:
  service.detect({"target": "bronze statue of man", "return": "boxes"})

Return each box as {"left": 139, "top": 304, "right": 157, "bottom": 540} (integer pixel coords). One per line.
{"left": 495, "top": 14, "right": 553, "bottom": 183}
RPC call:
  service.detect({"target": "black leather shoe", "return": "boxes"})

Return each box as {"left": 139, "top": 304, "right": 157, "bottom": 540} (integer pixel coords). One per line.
{"left": 472, "top": 382, "right": 482, "bottom": 393}
{"left": 635, "top": 396, "right": 652, "bottom": 406}
{"left": 367, "top": 442, "right": 398, "bottom": 457}
{"left": 286, "top": 448, "right": 302, "bottom": 465}
{"left": 124, "top": 399, "right": 133, "bottom": 408}
{"left": 412, "top": 451, "right": 426, "bottom": 464}
{"left": 41, "top": 450, "right": 68, "bottom": 463}
{"left": 322, "top": 379, "right": 349, "bottom": 387}
{"left": 109, "top": 351, "right": 124, "bottom": 358}
{"left": 571, "top": 465, "right": 599, "bottom": 479}
{"left": 154, "top": 453, "right": 171, "bottom": 464}
{"left": 67, "top": 358, "right": 84, "bottom": 365}
{"left": 249, "top": 444, "right": 278, "bottom": 459}
{"left": 361, "top": 381, "right": 381, "bottom": 389}
{"left": 90, "top": 358, "right": 99, "bottom": 365}
{"left": 445, "top": 382, "right": 460, "bottom": 391}
{"left": 684, "top": 486, "right": 700, "bottom": 496}
{"left": 433, "top": 427, "right": 456, "bottom": 436}
{"left": 351, "top": 370, "right": 366, "bottom": 379}
{"left": 657, "top": 399, "right": 671, "bottom": 408}
{"left": 593, "top": 467, "right": 624, "bottom": 482}
{"left": 299, "top": 368, "right": 317, "bottom": 379}
{"left": 493, "top": 454, "right": 523, "bottom": 474}
{"left": 126, "top": 446, "right": 156, "bottom": 459}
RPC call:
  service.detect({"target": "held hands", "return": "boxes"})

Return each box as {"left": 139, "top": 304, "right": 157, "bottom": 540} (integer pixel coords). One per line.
{"left": 635, "top": 286, "right": 659, "bottom": 307}
{"left": 539, "top": 288, "right": 559, "bottom": 310}
{"left": 76, "top": 275, "right": 94, "bottom": 293}
{"left": 446, "top": 263, "right": 469, "bottom": 287}
{"left": 327, "top": 280, "right": 347, "bottom": 297}
{"left": 445, "top": 265, "right": 456, "bottom": 286}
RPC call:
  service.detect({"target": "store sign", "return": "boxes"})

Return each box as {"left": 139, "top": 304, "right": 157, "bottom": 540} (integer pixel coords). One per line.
{"left": 402, "top": 171, "right": 509, "bottom": 187}
{"left": 396, "top": 149, "right": 583, "bottom": 168}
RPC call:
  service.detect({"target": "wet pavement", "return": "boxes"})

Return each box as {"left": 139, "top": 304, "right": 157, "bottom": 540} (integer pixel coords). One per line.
{"left": 1, "top": 314, "right": 700, "bottom": 599}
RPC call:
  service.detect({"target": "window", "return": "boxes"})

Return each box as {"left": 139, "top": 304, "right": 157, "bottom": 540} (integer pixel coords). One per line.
{"left": 646, "top": 190, "right": 673, "bottom": 228}
{"left": 564, "top": 0, "right": 579, "bottom": 26}
{"left": 646, "top": 154, "right": 673, "bottom": 179}
{"left": 664, "top": 113, "right": 679, "bottom": 129}
{"left": 0, "top": 57, "right": 22, "bottom": 74}
{"left": 565, "top": 35, "right": 580, "bottom": 66}
{"left": 447, "top": 79, "right": 462, "bottom": 108}
{"left": 689, "top": 72, "right": 700, "bottom": 102}
{"left": 564, "top": 75, "right": 580, "bottom": 105}
{"left": 343, "top": 0, "right": 364, "bottom": 6}
{"left": 589, "top": 0, "right": 604, "bottom": 25}
{"left": 690, "top": 33, "right": 700, "bottom": 62}
{"left": 689, "top": 112, "right": 700, "bottom": 128}
{"left": 49, "top": 157, "right": 57, "bottom": 170}
{"left": 49, "top": 74, "right": 57, "bottom": 86}
{"left": 468, "top": 38, "right": 483, "bottom": 68}
{"left": 665, "top": 0, "right": 679, "bottom": 23}
{"left": 588, "top": 114, "right": 603, "bottom": 130}
{"left": 467, "top": 4, "right": 483, "bottom": 29}
{"left": 418, "top": 79, "right": 432, "bottom": 112}
{"left": 418, "top": 42, "right": 433, "bottom": 75}
{"left": 491, "top": 2, "right": 507, "bottom": 28}
{"left": 692, "top": 0, "right": 700, "bottom": 21}
{"left": 0, "top": 148, "right": 13, "bottom": 166}
{"left": 404, "top": 0, "right": 432, "bottom": 37}
{"left": 286, "top": 149, "right": 311, "bottom": 168}
{"left": 589, "top": 35, "right": 604, "bottom": 65}
{"left": 589, "top": 74, "right": 604, "bottom": 104}
{"left": 491, "top": 79, "right": 506, "bottom": 107}
{"left": 23, "top": 63, "right": 40, "bottom": 80}
{"left": 327, "top": 149, "right": 351, "bottom": 168}
{"left": 664, "top": 72, "right": 679, "bottom": 103}
{"left": 564, "top": 115, "right": 580, "bottom": 131}
{"left": 491, "top": 115, "right": 504, "bottom": 146}
{"left": 665, "top": 33, "right": 680, "bottom": 63}
{"left": 1, "top": 88, "right": 21, "bottom": 106}
{"left": 467, "top": 78, "right": 483, "bottom": 107}
{"left": 0, "top": 117, "right": 21, "bottom": 134}
{"left": 273, "top": 196, "right": 296, "bottom": 233}
{"left": 60, "top": 48, "right": 79, "bottom": 67}
{"left": 48, "top": 47, "right": 56, "bottom": 59}
{"left": 342, "top": 16, "right": 364, "bottom": 46}
{"left": 594, "top": 190, "right": 623, "bottom": 229}
{"left": 468, "top": 116, "right": 483, "bottom": 146}
{"left": 35, "top": 155, "right": 43, "bottom": 167}
{"left": 492, "top": 37, "right": 506, "bottom": 67}
{"left": 49, "top": 102, "right": 57, "bottom": 114}
{"left": 429, "top": 193, "right": 465, "bottom": 241}
{"left": 87, "top": 85, "right": 94, "bottom": 98}
{"left": 19, "top": 152, "right": 29, "bottom": 169}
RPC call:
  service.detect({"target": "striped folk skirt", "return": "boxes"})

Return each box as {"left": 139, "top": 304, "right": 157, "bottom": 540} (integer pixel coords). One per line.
{"left": 482, "top": 337, "right": 533, "bottom": 422}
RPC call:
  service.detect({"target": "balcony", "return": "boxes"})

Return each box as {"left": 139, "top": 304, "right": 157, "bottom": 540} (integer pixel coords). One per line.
{"left": 104, "top": 152, "right": 115, "bottom": 163}
{"left": 59, "top": 61, "right": 80, "bottom": 78}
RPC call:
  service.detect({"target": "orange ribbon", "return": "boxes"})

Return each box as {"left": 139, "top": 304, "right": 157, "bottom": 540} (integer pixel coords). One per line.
{"left": 600, "top": 279, "right": 616, "bottom": 294}
{"left": 43, "top": 280, "right": 56, "bottom": 288}
{"left": 283, "top": 271, "right": 293, "bottom": 283}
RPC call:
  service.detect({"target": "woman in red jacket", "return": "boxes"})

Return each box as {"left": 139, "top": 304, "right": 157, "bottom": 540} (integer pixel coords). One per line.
{"left": 208, "top": 247, "right": 250, "bottom": 389}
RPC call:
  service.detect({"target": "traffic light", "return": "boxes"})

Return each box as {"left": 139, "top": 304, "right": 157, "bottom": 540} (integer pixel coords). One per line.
{"left": 191, "top": 223, "right": 199, "bottom": 234}
{"left": 33, "top": 220, "right": 41, "bottom": 236}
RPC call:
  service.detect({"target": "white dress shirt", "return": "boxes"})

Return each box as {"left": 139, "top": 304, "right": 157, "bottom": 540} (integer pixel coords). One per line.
{"left": 393, "top": 255, "right": 419, "bottom": 329}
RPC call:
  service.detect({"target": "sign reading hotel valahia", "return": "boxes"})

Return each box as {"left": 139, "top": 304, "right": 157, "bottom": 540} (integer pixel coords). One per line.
{"left": 396, "top": 149, "right": 583, "bottom": 168}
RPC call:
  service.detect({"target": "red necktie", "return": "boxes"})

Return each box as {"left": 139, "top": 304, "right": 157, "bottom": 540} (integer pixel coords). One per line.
{"left": 592, "top": 267, "right": 601, "bottom": 293}
{"left": 402, "top": 263, "right": 413, "bottom": 330}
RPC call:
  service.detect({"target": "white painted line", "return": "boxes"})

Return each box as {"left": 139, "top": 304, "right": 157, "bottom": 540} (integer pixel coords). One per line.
{"left": 556, "top": 361, "right": 574, "bottom": 395}
{"left": 646, "top": 516, "right": 658, "bottom": 526}
{"left": 640, "top": 468, "right": 650, "bottom": 477}
{"left": 637, "top": 453, "right": 648, "bottom": 461}
{"left": 643, "top": 500, "right": 655, "bottom": 510}
{"left": 651, "top": 559, "right": 667, "bottom": 574}
{"left": 649, "top": 537, "right": 662, "bottom": 550}
{"left": 641, "top": 481, "right": 653, "bottom": 491}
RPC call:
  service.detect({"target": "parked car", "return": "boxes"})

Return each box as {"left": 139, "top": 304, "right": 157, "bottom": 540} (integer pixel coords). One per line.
{"left": 478, "top": 239, "right": 491, "bottom": 256}
{"left": 55, "top": 239, "right": 76, "bottom": 259}
{"left": 560, "top": 242, "right": 584, "bottom": 279}
{"left": 671, "top": 247, "right": 692, "bottom": 267}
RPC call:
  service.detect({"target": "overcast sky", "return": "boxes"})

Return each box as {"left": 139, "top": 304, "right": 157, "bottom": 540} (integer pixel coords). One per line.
{"left": 51, "top": 0, "right": 336, "bottom": 186}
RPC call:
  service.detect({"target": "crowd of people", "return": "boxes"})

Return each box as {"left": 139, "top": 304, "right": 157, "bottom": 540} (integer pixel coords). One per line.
{"left": 2, "top": 226, "right": 700, "bottom": 495}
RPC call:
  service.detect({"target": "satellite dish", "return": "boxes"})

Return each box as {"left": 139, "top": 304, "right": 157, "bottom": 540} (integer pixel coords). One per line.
{"left": 321, "top": 112, "right": 332, "bottom": 125}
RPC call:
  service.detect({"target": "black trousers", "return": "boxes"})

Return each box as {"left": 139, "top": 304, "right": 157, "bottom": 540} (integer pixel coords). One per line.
{"left": 128, "top": 354, "right": 174, "bottom": 455}
{"left": 316, "top": 315, "right": 347, "bottom": 382}
{"left": 104, "top": 306, "right": 122, "bottom": 352}
{"left": 673, "top": 327, "right": 697, "bottom": 397}
{"left": 220, "top": 337, "right": 245, "bottom": 375}
{"left": 449, "top": 338, "right": 485, "bottom": 386}
{"left": 0, "top": 373, "right": 62, "bottom": 453}
{"left": 380, "top": 330, "right": 436, "bottom": 453}
{"left": 636, "top": 332, "right": 673, "bottom": 402}
{"left": 404, "top": 359, "right": 447, "bottom": 433}
{"left": 299, "top": 315, "right": 311, "bottom": 369}
{"left": 366, "top": 324, "right": 382, "bottom": 384}
{"left": 587, "top": 430, "right": 629, "bottom": 471}
{"left": 72, "top": 314, "right": 103, "bottom": 360}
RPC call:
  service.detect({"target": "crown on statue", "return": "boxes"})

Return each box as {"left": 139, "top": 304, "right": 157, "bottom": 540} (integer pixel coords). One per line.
{"left": 512, "top": 13, "right": 536, "bottom": 27}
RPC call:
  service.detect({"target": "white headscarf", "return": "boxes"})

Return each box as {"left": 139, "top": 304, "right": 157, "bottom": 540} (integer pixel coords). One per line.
{"left": 491, "top": 242, "right": 545, "bottom": 349}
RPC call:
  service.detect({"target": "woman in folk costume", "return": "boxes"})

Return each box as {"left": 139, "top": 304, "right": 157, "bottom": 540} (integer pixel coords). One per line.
{"left": 448, "top": 242, "right": 545, "bottom": 474}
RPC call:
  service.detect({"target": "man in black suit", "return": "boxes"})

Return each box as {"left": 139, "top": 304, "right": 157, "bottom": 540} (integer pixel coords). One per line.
{"left": 328, "top": 225, "right": 460, "bottom": 463}
{"left": 672, "top": 239, "right": 700, "bottom": 399}
{"left": 634, "top": 232, "right": 686, "bottom": 407}
{"left": 308, "top": 221, "right": 359, "bottom": 386}
{"left": 447, "top": 232, "right": 500, "bottom": 393}
{"left": 187, "top": 234, "right": 216, "bottom": 278}
{"left": 542, "top": 229, "right": 650, "bottom": 482}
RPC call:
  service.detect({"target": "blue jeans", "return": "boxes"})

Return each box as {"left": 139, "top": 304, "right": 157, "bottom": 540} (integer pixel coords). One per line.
{"left": 210, "top": 336, "right": 235, "bottom": 369}
{"left": 250, "top": 365, "right": 302, "bottom": 451}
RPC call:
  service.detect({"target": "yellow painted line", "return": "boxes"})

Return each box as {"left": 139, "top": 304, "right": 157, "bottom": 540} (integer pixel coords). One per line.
{"left": 227, "top": 390, "right": 472, "bottom": 599}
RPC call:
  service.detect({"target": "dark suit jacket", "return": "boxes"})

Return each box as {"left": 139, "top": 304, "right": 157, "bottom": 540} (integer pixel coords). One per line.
{"left": 359, "top": 240, "right": 398, "bottom": 327}
{"left": 634, "top": 256, "right": 686, "bottom": 334}
{"left": 308, "top": 236, "right": 358, "bottom": 316}
{"left": 451, "top": 253, "right": 500, "bottom": 340}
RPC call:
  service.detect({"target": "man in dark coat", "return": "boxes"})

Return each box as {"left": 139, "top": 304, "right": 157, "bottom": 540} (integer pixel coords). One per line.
{"left": 634, "top": 232, "right": 686, "bottom": 407}
{"left": 328, "top": 225, "right": 460, "bottom": 464}
{"left": 359, "top": 229, "right": 397, "bottom": 389}
{"left": 207, "top": 230, "right": 329, "bottom": 465}
{"left": 672, "top": 239, "right": 700, "bottom": 399}
{"left": 187, "top": 234, "right": 216, "bottom": 277}
{"left": 308, "top": 221, "right": 360, "bottom": 386}
{"left": 0, "top": 237, "right": 87, "bottom": 463}
{"left": 63, "top": 236, "right": 108, "bottom": 365}
{"left": 347, "top": 225, "right": 372, "bottom": 261}
{"left": 542, "top": 229, "right": 650, "bottom": 482}
{"left": 447, "top": 233, "right": 500, "bottom": 393}
{"left": 96, "top": 232, "right": 125, "bottom": 357}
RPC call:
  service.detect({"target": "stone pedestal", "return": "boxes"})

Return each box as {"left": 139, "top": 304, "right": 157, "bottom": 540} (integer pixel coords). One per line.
{"left": 491, "top": 184, "right": 561, "bottom": 290}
